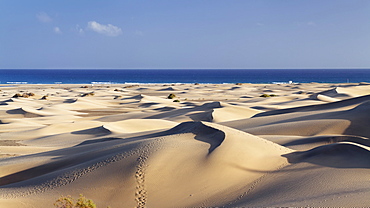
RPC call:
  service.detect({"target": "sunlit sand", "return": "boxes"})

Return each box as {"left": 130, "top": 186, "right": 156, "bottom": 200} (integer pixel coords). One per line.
{"left": 0, "top": 83, "right": 369, "bottom": 207}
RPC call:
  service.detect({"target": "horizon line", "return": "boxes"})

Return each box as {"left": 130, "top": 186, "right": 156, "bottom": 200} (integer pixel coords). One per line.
{"left": 1, "top": 68, "right": 370, "bottom": 70}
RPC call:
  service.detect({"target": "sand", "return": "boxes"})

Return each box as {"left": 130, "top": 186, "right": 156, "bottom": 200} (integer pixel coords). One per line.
{"left": 0, "top": 83, "right": 369, "bottom": 207}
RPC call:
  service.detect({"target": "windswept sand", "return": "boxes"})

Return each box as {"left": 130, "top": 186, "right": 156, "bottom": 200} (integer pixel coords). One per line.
{"left": 0, "top": 83, "right": 369, "bottom": 207}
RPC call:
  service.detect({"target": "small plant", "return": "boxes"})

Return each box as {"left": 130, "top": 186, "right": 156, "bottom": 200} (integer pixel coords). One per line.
{"left": 22, "top": 93, "right": 30, "bottom": 98}
{"left": 41, "top": 95, "right": 48, "bottom": 100}
{"left": 54, "top": 194, "right": 96, "bottom": 208}
{"left": 12, "top": 92, "right": 35, "bottom": 98}
{"left": 260, "top": 94, "right": 277, "bottom": 98}
{"left": 173, "top": 99, "right": 180, "bottom": 102}
{"left": 81, "top": 92, "right": 95, "bottom": 97}
{"left": 167, "top": 94, "right": 176, "bottom": 99}
{"left": 124, "top": 85, "right": 139, "bottom": 88}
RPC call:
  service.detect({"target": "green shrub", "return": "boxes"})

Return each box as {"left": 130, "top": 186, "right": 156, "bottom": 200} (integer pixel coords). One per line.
{"left": 54, "top": 194, "right": 96, "bottom": 208}
{"left": 22, "top": 93, "right": 30, "bottom": 98}
{"left": 260, "top": 94, "right": 277, "bottom": 98}
{"left": 167, "top": 94, "right": 176, "bottom": 99}
{"left": 12, "top": 93, "right": 22, "bottom": 98}
{"left": 173, "top": 99, "right": 180, "bottom": 102}
{"left": 12, "top": 92, "right": 35, "bottom": 98}
{"left": 124, "top": 85, "right": 139, "bottom": 88}
{"left": 81, "top": 92, "right": 95, "bottom": 97}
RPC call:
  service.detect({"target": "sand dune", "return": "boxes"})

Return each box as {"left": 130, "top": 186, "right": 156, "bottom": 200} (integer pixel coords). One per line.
{"left": 103, "top": 119, "right": 178, "bottom": 133}
{"left": 0, "top": 83, "right": 369, "bottom": 207}
{"left": 212, "top": 102, "right": 263, "bottom": 122}
{"left": 260, "top": 134, "right": 370, "bottom": 151}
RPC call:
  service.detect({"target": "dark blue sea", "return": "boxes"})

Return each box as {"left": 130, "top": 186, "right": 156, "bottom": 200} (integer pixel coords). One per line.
{"left": 0, "top": 69, "right": 370, "bottom": 84}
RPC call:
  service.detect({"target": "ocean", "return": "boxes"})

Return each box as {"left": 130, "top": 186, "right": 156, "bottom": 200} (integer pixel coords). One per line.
{"left": 0, "top": 69, "right": 370, "bottom": 84}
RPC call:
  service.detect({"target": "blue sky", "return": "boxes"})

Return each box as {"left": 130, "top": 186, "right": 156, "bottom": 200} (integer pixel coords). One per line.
{"left": 1, "top": 0, "right": 369, "bottom": 69}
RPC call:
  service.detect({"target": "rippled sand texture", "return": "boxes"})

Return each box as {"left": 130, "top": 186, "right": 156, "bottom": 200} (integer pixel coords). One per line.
{"left": 0, "top": 83, "right": 369, "bottom": 207}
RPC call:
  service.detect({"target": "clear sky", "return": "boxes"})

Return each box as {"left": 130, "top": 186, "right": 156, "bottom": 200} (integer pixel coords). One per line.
{"left": 1, "top": 0, "right": 370, "bottom": 69}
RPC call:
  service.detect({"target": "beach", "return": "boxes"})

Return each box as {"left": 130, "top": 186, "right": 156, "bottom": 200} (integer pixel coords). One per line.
{"left": 0, "top": 82, "right": 369, "bottom": 207}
